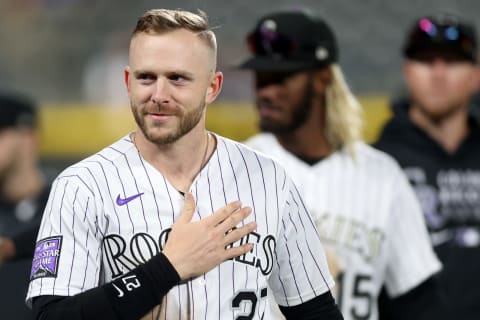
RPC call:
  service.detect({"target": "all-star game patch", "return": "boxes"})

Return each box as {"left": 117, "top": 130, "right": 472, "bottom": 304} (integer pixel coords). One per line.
{"left": 30, "top": 236, "right": 63, "bottom": 280}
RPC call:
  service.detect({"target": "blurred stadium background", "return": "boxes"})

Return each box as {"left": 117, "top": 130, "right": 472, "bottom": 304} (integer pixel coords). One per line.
{"left": 0, "top": 0, "right": 478, "bottom": 167}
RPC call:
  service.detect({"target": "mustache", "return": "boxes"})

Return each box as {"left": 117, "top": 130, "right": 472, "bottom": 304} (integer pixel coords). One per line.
{"left": 133, "top": 102, "right": 180, "bottom": 115}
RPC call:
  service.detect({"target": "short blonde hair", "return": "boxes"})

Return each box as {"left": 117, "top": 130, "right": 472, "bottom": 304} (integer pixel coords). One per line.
{"left": 132, "top": 9, "right": 217, "bottom": 54}
{"left": 324, "top": 64, "right": 364, "bottom": 155}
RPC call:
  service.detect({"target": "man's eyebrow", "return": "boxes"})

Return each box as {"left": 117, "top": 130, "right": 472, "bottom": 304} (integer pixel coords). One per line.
{"left": 132, "top": 70, "right": 155, "bottom": 77}
{"left": 132, "top": 69, "right": 196, "bottom": 78}
{"left": 166, "top": 70, "right": 195, "bottom": 78}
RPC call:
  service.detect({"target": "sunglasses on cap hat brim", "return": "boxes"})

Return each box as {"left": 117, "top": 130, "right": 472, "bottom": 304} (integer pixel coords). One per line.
{"left": 238, "top": 25, "right": 335, "bottom": 72}
{"left": 404, "top": 16, "right": 477, "bottom": 62}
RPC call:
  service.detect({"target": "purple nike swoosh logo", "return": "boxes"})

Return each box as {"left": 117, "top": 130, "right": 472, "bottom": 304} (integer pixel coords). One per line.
{"left": 116, "top": 193, "right": 144, "bottom": 206}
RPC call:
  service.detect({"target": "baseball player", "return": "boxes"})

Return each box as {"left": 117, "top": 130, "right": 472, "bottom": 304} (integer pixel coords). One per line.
{"left": 239, "top": 10, "right": 444, "bottom": 320}
{"left": 26, "top": 9, "right": 342, "bottom": 320}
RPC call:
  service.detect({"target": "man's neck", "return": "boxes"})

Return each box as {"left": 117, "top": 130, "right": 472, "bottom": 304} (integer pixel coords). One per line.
{"left": 409, "top": 103, "right": 469, "bottom": 154}
{"left": 275, "top": 105, "right": 332, "bottom": 160}
{"left": 276, "top": 127, "right": 331, "bottom": 161}
{"left": 133, "top": 127, "right": 213, "bottom": 193}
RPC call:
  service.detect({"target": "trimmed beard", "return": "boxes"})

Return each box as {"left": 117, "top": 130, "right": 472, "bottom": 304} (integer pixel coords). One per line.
{"left": 131, "top": 100, "right": 205, "bottom": 145}
{"left": 259, "top": 80, "right": 314, "bottom": 134}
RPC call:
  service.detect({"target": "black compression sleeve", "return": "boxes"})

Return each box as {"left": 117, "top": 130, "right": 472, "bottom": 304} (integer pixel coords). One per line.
{"left": 280, "top": 291, "right": 343, "bottom": 320}
{"left": 33, "top": 252, "right": 180, "bottom": 320}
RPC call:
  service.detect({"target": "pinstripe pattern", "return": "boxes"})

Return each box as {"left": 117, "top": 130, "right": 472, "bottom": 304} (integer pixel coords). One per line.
{"left": 27, "top": 133, "right": 333, "bottom": 319}
{"left": 246, "top": 133, "right": 442, "bottom": 320}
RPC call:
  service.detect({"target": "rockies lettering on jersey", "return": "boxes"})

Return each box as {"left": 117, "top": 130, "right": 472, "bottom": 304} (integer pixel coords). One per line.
{"left": 102, "top": 230, "right": 276, "bottom": 279}
{"left": 27, "top": 133, "right": 334, "bottom": 320}
{"left": 316, "top": 214, "right": 384, "bottom": 263}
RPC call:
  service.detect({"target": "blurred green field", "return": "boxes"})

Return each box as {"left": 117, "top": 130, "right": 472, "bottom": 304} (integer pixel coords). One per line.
{"left": 38, "top": 95, "right": 393, "bottom": 158}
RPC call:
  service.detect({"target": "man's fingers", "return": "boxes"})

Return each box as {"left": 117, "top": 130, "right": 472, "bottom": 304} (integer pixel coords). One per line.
{"left": 224, "top": 243, "right": 254, "bottom": 261}
{"left": 218, "top": 206, "right": 252, "bottom": 233}
{"left": 223, "top": 221, "right": 257, "bottom": 246}
{"left": 177, "top": 192, "right": 196, "bottom": 224}
{"left": 207, "top": 200, "right": 242, "bottom": 226}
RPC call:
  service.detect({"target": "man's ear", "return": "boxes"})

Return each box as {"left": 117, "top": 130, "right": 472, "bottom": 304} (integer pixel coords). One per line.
{"left": 124, "top": 66, "right": 131, "bottom": 96}
{"left": 205, "top": 71, "right": 223, "bottom": 105}
{"left": 312, "top": 67, "right": 333, "bottom": 94}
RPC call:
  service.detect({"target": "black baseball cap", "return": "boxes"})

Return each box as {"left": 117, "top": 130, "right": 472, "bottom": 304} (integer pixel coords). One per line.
{"left": 0, "top": 94, "right": 37, "bottom": 130}
{"left": 237, "top": 11, "right": 338, "bottom": 72}
{"left": 403, "top": 14, "right": 478, "bottom": 62}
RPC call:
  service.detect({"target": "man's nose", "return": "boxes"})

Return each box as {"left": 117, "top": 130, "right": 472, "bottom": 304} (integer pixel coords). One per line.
{"left": 151, "top": 78, "right": 170, "bottom": 105}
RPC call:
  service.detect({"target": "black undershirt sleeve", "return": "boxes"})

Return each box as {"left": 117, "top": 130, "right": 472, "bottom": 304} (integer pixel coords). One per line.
{"left": 280, "top": 291, "right": 344, "bottom": 320}
{"left": 378, "top": 275, "right": 451, "bottom": 320}
{"left": 32, "top": 252, "right": 180, "bottom": 320}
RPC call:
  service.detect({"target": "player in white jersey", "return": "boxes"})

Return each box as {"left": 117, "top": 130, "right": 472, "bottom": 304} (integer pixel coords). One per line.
{"left": 26, "top": 9, "right": 342, "bottom": 320}
{"left": 238, "top": 10, "right": 447, "bottom": 320}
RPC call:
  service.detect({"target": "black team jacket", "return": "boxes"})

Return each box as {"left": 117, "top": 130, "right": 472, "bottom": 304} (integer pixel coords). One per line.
{"left": 375, "top": 98, "right": 480, "bottom": 320}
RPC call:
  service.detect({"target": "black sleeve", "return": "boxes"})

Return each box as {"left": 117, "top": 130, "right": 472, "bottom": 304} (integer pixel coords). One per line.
{"left": 32, "top": 252, "right": 180, "bottom": 320}
{"left": 280, "top": 291, "right": 343, "bottom": 320}
{"left": 378, "top": 275, "right": 451, "bottom": 320}
{"left": 11, "top": 224, "right": 40, "bottom": 261}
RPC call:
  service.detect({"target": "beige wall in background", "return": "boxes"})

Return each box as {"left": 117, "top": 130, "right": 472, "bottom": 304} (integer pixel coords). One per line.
{"left": 39, "top": 96, "right": 392, "bottom": 158}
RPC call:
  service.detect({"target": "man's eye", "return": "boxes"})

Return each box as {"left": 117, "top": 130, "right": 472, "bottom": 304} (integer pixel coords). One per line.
{"left": 138, "top": 74, "right": 155, "bottom": 81}
{"left": 169, "top": 74, "right": 185, "bottom": 82}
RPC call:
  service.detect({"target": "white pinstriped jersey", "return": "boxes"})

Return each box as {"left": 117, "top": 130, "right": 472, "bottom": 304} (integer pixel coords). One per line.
{"left": 245, "top": 133, "right": 441, "bottom": 320}
{"left": 27, "top": 133, "right": 334, "bottom": 320}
